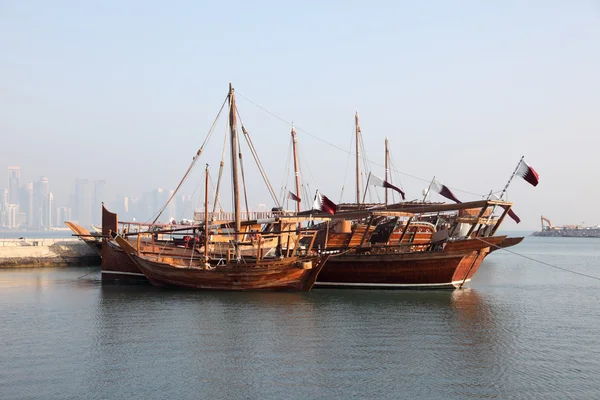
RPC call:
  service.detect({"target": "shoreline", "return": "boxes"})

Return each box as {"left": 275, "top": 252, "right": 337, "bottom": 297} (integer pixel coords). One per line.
{"left": 0, "top": 238, "right": 101, "bottom": 268}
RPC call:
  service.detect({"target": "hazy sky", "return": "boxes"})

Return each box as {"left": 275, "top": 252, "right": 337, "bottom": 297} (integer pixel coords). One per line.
{"left": 1, "top": 1, "right": 599, "bottom": 229}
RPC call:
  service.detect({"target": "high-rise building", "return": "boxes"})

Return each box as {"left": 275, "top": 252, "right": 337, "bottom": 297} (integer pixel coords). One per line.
{"left": 74, "top": 179, "right": 92, "bottom": 227}
{"left": 8, "top": 167, "right": 20, "bottom": 205}
{"left": 33, "top": 177, "right": 50, "bottom": 229}
{"left": 93, "top": 180, "right": 106, "bottom": 225}
{"left": 152, "top": 188, "right": 164, "bottom": 213}
{"left": 43, "top": 192, "right": 54, "bottom": 228}
{"left": 167, "top": 189, "right": 176, "bottom": 221}
{"left": 1, "top": 188, "right": 8, "bottom": 208}
{"left": 19, "top": 212, "right": 27, "bottom": 227}
{"left": 56, "top": 207, "right": 72, "bottom": 227}
{"left": 20, "top": 183, "right": 33, "bottom": 227}
{"left": 6, "top": 204, "right": 20, "bottom": 229}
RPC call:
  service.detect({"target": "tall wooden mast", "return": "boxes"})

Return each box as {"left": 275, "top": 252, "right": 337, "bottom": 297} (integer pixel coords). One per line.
{"left": 291, "top": 124, "right": 301, "bottom": 213}
{"left": 204, "top": 164, "right": 210, "bottom": 260}
{"left": 385, "top": 137, "right": 389, "bottom": 205}
{"left": 228, "top": 83, "right": 241, "bottom": 236}
{"left": 355, "top": 111, "right": 361, "bottom": 204}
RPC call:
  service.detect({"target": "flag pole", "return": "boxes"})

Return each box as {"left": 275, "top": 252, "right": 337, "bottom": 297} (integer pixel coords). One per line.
{"left": 499, "top": 156, "right": 524, "bottom": 200}
{"left": 362, "top": 172, "right": 372, "bottom": 204}
{"left": 422, "top": 176, "right": 435, "bottom": 202}
{"left": 486, "top": 156, "right": 524, "bottom": 227}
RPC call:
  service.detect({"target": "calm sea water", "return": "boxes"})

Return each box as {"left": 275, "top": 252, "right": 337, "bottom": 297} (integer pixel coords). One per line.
{"left": 1, "top": 235, "right": 599, "bottom": 399}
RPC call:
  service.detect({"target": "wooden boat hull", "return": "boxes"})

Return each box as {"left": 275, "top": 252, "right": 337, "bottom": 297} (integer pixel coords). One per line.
{"left": 129, "top": 253, "right": 329, "bottom": 291}
{"left": 489, "top": 236, "right": 524, "bottom": 252}
{"left": 315, "top": 236, "right": 507, "bottom": 289}
{"left": 102, "top": 239, "right": 148, "bottom": 282}
{"left": 102, "top": 237, "right": 210, "bottom": 282}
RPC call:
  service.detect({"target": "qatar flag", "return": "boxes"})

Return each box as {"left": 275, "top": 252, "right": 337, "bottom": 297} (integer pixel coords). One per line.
{"left": 370, "top": 174, "right": 406, "bottom": 200}
{"left": 516, "top": 160, "right": 540, "bottom": 187}
{"left": 501, "top": 205, "right": 521, "bottom": 224}
{"left": 431, "top": 179, "right": 462, "bottom": 204}
{"left": 287, "top": 191, "right": 301, "bottom": 202}
{"left": 312, "top": 191, "right": 337, "bottom": 215}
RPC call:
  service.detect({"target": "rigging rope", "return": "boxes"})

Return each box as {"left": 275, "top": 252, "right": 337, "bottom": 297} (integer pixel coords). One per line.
{"left": 278, "top": 136, "right": 293, "bottom": 205}
{"left": 237, "top": 139, "right": 251, "bottom": 219}
{"left": 339, "top": 127, "right": 355, "bottom": 203}
{"left": 236, "top": 109, "right": 281, "bottom": 207}
{"left": 475, "top": 237, "right": 600, "bottom": 282}
{"left": 151, "top": 94, "right": 229, "bottom": 226}
{"left": 235, "top": 91, "right": 487, "bottom": 198}
{"left": 212, "top": 118, "right": 229, "bottom": 215}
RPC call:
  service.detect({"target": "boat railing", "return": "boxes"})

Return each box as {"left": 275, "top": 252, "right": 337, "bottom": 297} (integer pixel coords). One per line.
{"left": 193, "top": 210, "right": 296, "bottom": 222}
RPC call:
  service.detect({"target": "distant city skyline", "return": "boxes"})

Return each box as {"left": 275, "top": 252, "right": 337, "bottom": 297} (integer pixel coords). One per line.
{"left": 0, "top": 164, "right": 219, "bottom": 230}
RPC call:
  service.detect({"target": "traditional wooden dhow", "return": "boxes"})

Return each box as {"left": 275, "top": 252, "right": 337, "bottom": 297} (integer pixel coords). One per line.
{"left": 116, "top": 235, "right": 328, "bottom": 291}
{"left": 312, "top": 198, "right": 523, "bottom": 289}
{"left": 115, "top": 84, "right": 330, "bottom": 291}
{"left": 302, "top": 117, "right": 536, "bottom": 289}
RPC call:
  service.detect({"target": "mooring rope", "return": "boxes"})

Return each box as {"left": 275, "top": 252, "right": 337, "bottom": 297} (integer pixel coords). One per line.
{"left": 475, "top": 237, "right": 600, "bottom": 282}
{"left": 77, "top": 269, "right": 96, "bottom": 279}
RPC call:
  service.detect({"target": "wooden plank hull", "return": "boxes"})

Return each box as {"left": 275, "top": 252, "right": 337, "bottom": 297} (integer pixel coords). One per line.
{"left": 102, "top": 238, "right": 205, "bottom": 281}
{"left": 130, "top": 254, "right": 329, "bottom": 291}
{"left": 315, "top": 236, "right": 506, "bottom": 289}
{"left": 489, "top": 236, "right": 524, "bottom": 252}
{"left": 102, "top": 239, "right": 148, "bottom": 282}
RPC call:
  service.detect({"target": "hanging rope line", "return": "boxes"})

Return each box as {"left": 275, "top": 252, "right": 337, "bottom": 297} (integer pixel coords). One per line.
{"left": 339, "top": 127, "right": 354, "bottom": 203}
{"left": 212, "top": 122, "right": 229, "bottom": 215}
{"left": 278, "top": 136, "right": 293, "bottom": 205}
{"left": 475, "top": 237, "right": 600, "bottom": 282}
{"left": 236, "top": 109, "right": 281, "bottom": 207}
{"left": 237, "top": 138, "right": 251, "bottom": 218}
{"left": 235, "top": 91, "right": 487, "bottom": 198}
{"left": 151, "top": 94, "right": 229, "bottom": 225}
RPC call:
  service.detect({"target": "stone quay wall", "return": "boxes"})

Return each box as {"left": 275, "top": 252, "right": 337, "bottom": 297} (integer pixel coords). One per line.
{"left": 0, "top": 238, "right": 101, "bottom": 268}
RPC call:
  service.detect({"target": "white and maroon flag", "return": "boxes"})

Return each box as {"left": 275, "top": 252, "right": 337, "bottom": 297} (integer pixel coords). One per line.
{"left": 431, "top": 179, "right": 462, "bottom": 204}
{"left": 507, "top": 208, "right": 521, "bottom": 224}
{"left": 370, "top": 173, "right": 405, "bottom": 200}
{"left": 287, "top": 191, "right": 301, "bottom": 202}
{"left": 312, "top": 190, "right": 337, "bottom": 215}
{"left": 516, "top": 160, "right": 540, "bottom": 187}
{"left": 501, "top": 205, "right": 521, "bottom": 224}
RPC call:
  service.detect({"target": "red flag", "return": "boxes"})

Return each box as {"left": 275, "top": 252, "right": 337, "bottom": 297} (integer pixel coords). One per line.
{"left": 431, "top": 179, "right": 461, "bottom": 204}
{"left": 312, "top": 191, "right": 337, "bottom": 215}
{"left": 287, "top": 191, "right": 301, "bottom": 202}
{"left": 370, "top": 174, "right": 405, "bottom": 200}
{"left": 516, "top": 160, "right": 539, "bottom": 187}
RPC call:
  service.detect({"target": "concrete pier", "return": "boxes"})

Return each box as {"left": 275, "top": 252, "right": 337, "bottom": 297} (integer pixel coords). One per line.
{"left": 0, "top": 238, "right": 100, "bottom": 268}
